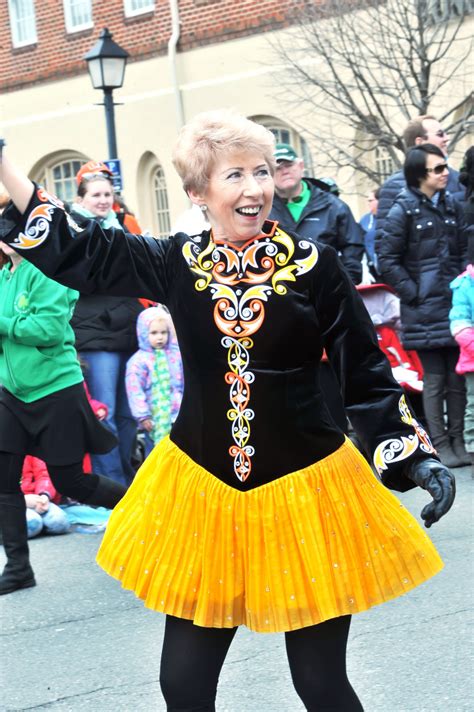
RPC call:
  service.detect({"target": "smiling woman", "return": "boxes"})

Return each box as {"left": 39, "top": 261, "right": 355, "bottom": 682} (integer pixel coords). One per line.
{"left": 188, "top": 151, "right": 274, "bottom": 245}
{"left": 0, "top": 112, "right": 456, "bottom": 712}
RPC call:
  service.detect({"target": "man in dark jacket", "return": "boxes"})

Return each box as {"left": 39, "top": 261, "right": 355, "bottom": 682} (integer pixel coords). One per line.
{"left": 376, "top": 115, "right": 464, "bottom": 241}
{"left": 269, "top": 143, "right": 365, "bottom": 434}
{"left": 269, "top": 143, "right": 364, "bottom": 284}
{"left": 377, "top": 143, "right": 469, "bottom": 469}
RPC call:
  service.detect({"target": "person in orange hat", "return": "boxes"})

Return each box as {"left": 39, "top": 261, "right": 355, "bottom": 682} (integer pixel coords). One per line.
{"left": 75, "top": 160, "right": 114, "bottom": 186}
{"left": 75, "top": 160, "right": 142, "bottom": 234}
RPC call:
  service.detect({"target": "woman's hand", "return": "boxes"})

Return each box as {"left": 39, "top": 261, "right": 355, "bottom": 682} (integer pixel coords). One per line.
{"left": 24, "top": 494, "right": 50, "bottom": 513}
{"left": 24, "top": 494, "right": 40, "bottom": 509}
{"left": 35, "top": 494, "right": 50, "bottom": 513}
{"left": 405, "top": 458, "right": 456, "bottom": 528}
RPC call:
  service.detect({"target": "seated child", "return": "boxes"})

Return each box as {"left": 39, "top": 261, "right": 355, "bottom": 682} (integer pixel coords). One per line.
{"left": 21, "top": 456, "right": 70, "bottom": 538}
{"left": 126, "top": 306, "right": 183, "bottom": 457}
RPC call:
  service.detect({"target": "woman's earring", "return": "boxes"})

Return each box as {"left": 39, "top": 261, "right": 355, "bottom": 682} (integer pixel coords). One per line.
{"left": 200, "top": 204, "right": 208, "bottom": 213}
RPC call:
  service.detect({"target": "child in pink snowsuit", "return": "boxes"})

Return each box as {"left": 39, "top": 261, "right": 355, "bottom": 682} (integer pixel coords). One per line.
{"left": 125, "top": 306, "right": 183, "bottom": 457}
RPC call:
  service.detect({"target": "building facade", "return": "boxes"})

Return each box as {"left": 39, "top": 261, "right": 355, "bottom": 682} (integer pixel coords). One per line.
{"left": 1, "top": 0, "right": 472, "bottom": 232}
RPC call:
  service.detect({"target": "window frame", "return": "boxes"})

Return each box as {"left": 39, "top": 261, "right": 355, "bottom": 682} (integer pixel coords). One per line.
{"left": 63, "top": 0, "right": 93, "bottom": 34}
{"left": 8, "top": 0, "right": 37, "bottom": 48}
{"left": 152, "top": 165, "right": 171, "bottom": 239}
{"left": 123, "top": 0, "right": 155, "bottom": 18}
{"left": 32, "top": 153, "right": 88, "bottom": 204}
{"left": 374, "top": 145, "right": 395, "bottom": 183}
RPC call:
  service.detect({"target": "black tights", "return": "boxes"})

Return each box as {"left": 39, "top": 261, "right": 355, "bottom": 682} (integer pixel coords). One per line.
{"left": 0, "top": 451, "right": 99, "bottom": 500}
{"left": 160, "top": 614, "right": 363, "bottom": 712}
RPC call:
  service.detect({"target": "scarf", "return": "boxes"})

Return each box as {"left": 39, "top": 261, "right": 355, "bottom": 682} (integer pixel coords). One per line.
{"left": 71, "top": 203, "right": 123, "bottom": 230}
{"left": 150, "top": 348, "right": 172, "bottom": 444}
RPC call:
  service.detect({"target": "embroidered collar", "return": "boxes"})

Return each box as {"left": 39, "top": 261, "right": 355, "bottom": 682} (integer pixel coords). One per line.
{"left": 210, "top": 220, "right": 278, "bottom": 252}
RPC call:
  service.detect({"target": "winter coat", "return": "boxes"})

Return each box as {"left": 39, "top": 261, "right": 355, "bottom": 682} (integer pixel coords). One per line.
{"left": 68, "top": 209, "right": 144, "bottom": 352}
{"left": 125, "top": 307, "right": 183, "bottom": 424}
{"left": 21, "top": 456, "right": 60, "bottom": 504}
{"left": 376, "top": 167, "right": 464, "bottom": 242}
{"left": 377, "top": 187, "right": 468, "bottom": 350}
{"left": 0, "top": 259, "right": 83, "bottom": 402}
{"left": 269, "top": 178, "right": 365, "bottom": 284}
{"left": 450, "top": 265, "right": 474, "bottom": 374}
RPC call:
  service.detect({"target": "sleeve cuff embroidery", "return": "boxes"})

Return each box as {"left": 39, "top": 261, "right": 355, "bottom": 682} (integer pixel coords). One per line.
{"left": 373, "top": 394, "right": 437, "bottom": 474}
{"left": 12, "top": 187, "right": 64, "bottom": 251}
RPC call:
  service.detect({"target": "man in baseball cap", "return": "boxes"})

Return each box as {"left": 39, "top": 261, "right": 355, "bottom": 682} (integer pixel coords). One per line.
{"left": 76, "top": 160, "right": 113, "bottom": 186}
{"left": 270, "top": 141, "right": 364, "bottom": 436}
{"left": 273, "top": 143, "right": 299, "bottom": 163}
{"left": 270, "top": 142, "right": 363, "bottom": 285}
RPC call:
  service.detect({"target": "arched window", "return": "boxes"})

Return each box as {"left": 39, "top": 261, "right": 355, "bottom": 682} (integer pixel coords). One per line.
{"left": 32, "top": 152, "right": 88, "bottom": 203}
{"left": 374, "top": 146, "right": 394, "bottom": 182}
{"left": 250, "top": 115, "right": 315, "bottom": 176}
{"left": 153, "top": 166, "right": 171, "bottom": 238}
{"left": 136, "top": 151, "right": 171, "bottom": 237}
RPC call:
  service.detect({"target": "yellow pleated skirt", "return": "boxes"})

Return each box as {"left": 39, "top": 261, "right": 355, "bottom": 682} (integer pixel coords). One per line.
{"left": 96, "top": 436, "right": 443, "bottom": 633}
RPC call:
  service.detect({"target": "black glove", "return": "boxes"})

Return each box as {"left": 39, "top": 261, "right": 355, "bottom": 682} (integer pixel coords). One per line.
{"left": 405, "top": 458, "right": 456, "bottom": 528}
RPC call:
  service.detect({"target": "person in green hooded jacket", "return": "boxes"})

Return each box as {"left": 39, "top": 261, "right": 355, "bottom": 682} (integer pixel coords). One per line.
{"left": 0, "top": 239, "right": 126, "bottom": 596}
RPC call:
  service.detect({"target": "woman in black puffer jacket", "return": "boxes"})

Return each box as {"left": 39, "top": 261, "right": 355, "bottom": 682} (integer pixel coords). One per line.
{"left": 377, "top": 144, "right": 469, "bottom": 468}
{"left": 69, "top": 171, "right": 144, "bottom": 486}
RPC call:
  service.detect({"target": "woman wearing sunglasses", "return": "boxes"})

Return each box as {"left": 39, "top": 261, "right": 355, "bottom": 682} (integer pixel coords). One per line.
{"left": 377, "top": 143, "right": 470, "bottom": 469}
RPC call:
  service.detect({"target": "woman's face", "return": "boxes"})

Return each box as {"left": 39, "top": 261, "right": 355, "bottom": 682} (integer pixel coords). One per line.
{"left": 77, "top": 179, "right": 114, "bottom": 218}
{"left": 190, "top": 150, "right": 274, "bottom": 244}
{"left": 418, "top": 153, "right": 449, "bottom": 197}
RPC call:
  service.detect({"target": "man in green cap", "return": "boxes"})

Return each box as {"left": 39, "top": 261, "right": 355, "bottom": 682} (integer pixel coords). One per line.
{"left": 270, "top": 143, "right": 364, "bottom": 284}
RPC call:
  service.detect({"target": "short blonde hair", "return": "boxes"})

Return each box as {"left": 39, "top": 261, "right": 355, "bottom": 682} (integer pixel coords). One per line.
{"left": 172, "top": 109, "right": 276, "bottom": 194}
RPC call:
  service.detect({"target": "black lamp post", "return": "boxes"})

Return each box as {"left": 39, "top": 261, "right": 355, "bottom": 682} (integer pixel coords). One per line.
{"left": 84, "top": 28, "right": 129, "bottom": 161}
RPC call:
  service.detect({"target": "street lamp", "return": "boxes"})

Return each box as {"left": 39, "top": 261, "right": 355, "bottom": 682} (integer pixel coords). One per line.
{"left": 84, "top": 28, "right": 129, "bottom": 161}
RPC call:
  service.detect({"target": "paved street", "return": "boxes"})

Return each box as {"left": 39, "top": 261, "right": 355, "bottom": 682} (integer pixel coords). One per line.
{"left": 1, "top": 465, "right": 473, "bottom": 712}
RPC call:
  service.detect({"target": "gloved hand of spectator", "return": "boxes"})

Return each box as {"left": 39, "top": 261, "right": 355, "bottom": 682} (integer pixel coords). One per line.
{"left": 405, "top": 458, "right": 456, "bottom": 528}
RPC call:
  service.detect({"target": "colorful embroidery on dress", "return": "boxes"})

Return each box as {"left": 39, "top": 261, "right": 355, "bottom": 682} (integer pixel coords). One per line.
{"left": 14, "top": 188, "right": 63, "bottom": 250}
{"left": 373, "top": 394, "right": 437, "bottom": 474}
{"left": 183, "top": 228, "right": 318, "bottom": 482}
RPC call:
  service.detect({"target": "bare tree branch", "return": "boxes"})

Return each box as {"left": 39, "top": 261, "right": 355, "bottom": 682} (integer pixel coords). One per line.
{"left": 268, "top": 0, "right": 473, "bottom": 186}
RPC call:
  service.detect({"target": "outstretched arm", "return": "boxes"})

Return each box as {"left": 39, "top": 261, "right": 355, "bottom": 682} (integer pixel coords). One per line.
{"left": 0, "top": 147, "right": 35, "bottom": 213}
{"left": 0, "top": 186, "right": 175, "bottom": 305}
{"left": 314, "top": 247, "right": 437, "bottom": 484}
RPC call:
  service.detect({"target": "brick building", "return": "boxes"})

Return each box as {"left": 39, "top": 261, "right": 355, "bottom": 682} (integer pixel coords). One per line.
{"left": 2, "top": 0, "right": 304, "bottom": 92}
{"left": 1, "top": 0, "right": 472, "bottom": 232}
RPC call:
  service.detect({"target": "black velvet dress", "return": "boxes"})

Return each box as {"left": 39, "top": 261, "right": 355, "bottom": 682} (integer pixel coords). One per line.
{"left": 0, "top": 185, "right": 443, "bottom": 632}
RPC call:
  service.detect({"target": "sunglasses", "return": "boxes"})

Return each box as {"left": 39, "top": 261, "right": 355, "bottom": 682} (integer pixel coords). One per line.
{"left": 80, "top": 172, "right": 113, "bottom": 181}
{"left": 426, "top": 163, "right": 449, "bottom": 175}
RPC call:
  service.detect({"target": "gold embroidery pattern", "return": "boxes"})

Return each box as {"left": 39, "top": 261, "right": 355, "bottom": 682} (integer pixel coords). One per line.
{"left": 373, "top": 395, "right": 437, "bottom": 474}
{"left": 183, "top": 229, "right": 318, "bottom": 482}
